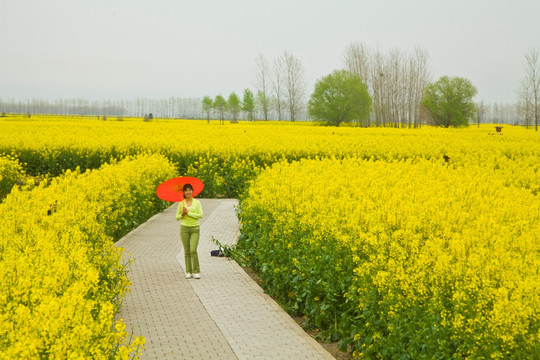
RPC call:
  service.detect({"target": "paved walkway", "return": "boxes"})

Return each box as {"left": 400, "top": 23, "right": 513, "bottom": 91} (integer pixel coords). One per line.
{"left": 114, "top": 199, "right": 334, "bottom": 360}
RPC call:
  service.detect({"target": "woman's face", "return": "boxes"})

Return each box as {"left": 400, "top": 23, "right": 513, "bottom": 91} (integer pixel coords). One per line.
{"left": 184, "top": 187, "right": 193, "bottom": 198}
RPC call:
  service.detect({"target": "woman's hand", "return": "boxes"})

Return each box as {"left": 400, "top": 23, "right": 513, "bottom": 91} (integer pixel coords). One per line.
{"left": 182, "top": 206, "right": 189, "bottom": 215}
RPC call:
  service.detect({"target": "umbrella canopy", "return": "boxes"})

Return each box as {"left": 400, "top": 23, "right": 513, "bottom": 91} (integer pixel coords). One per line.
{"left": 156, "top": 176, "right": 204, "bottom": 202}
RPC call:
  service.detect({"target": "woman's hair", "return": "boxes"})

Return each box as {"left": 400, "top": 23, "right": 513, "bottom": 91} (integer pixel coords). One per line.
{"left": 183, "top": 183, "right": 194, "bottom": 192}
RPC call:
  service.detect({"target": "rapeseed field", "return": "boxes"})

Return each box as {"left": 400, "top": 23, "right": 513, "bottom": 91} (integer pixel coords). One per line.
{"left": 0, "top": 114, "right": 538, "bottom": 358}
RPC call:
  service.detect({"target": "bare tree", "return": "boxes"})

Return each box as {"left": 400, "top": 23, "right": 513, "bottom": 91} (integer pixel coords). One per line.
{"left": 518, "top": 86, "right": 532, "bottom": 128}
{"left": 344, "top": 42, "right": 371, "bottom": 88}
{"left": 344, "top": 42, "right": 372, "bottom": 126}
{"left": 344, "top": 42, "right": 430, "bottom": 127}
{"left": 409, "top": 47, "right": 430, "bottom": 128}
{"left": 371, "top": 49, "right": 387, "bottom": 126}
{"left": 477, "top": 101, "right": 486, "bottom": 127}
{"left": 477, "top": 102, "right": 518, "bottom": 125}
{"left": 255, "top": 53, "right": 271, "bottom": 121}
{"left": 271, "top": 56, "right": 286, "bottom": 120}
{"left": 0, "top": 96, "right": 201, "bottom": 119}
{"left": 387, "top": 48, "right": 404, "bottom": 127}
{"left": 281, "top": 51, "right": 306, "bottom": 121}
{"left": 520, "top": 49, "right": 540, "bottom": 130}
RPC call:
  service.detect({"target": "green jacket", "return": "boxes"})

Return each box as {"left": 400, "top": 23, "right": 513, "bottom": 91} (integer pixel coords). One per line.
{"left": 175, "top": 198, "right": 203, "bottom": 227}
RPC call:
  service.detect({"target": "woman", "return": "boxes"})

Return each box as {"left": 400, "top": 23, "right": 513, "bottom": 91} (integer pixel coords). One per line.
{"left": 176, "top": 183, "right": 203, "bottom": 279}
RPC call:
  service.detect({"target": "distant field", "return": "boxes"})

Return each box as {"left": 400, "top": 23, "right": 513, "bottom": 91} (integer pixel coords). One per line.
{"left": 1, "top": 114, "right": 538, "bottom": 196}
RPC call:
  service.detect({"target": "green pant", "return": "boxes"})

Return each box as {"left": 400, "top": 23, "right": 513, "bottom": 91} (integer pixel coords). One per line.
{"left": 180, "top": 225, "right": 200, "bottom": 274}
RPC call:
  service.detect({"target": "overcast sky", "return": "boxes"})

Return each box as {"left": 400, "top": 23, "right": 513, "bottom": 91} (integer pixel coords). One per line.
{"left": 1, "top": 0, "right": 539, "bottom": 104}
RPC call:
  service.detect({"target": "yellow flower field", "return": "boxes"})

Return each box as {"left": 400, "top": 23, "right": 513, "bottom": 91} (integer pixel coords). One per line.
{"left": 238, "top": 158, "right": 539, "bottom": 358}
{"left": 0, "top": 155, "right": 24, "bottom": 199}
{"left": 1, "top": 114, "right": 538, "bottom": 197}
{"left": 0, "top": 114, "right": 538, "bottom": 358}
{"left": 0, "top": 154, "right": 175, "bottom": 358}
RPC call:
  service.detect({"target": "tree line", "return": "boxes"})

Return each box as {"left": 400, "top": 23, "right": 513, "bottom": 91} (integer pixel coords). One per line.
{"left": 342, "top": 43, "right": 430, "bottom": 127}
{"left": 201, "top": 51, "right": 308, "bottom": 122}
{"left": 1, "top": 45, "right": 538, "bottom": 129}
{"left": 0, "top": 97, "right": 202, "bottom": 119}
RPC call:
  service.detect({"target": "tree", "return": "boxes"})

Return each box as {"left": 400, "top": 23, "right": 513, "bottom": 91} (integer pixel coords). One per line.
{"left": 271, "top": 56, "right": 285, "bottom": 120}
{"left": 242, "top": 89, "right": 255, "bottom": 121}
{"left": 256, "top": 91, "right": 270, "bottom": 121}
{"left": 255, "top": 53, "right": 271, "bottom": 121}
{"left": 477, "top": 100, "right": 486, "bottom": 128}
{"left": 201, "top": 96, "right": 213, "bottom": 123}
{"left": 344, "top": 42, "right": 430, "bottom": 127}
{"left": 214, "top": 95, "right": 227, "bottom": 125}
{"left": 308, "top": 70, "right": 372, "bottom": 127}
{"left": 227, "top": 93, "right": 241, "bottom": 123}
{"left": 281, "top": 51, "right": 306, "bottom": 121}
{"left": 519, "top": 49, "right": 540, "bottom": 131}
{"left": 422, "top": 76, "right": 477, "bottom": 127}
{"left": 407, "top": 47, "right": 430, "bottom": 128}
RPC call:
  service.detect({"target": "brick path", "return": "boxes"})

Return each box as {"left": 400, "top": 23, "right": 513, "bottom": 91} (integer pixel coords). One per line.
{"left": 114, "top": 199, "right": 334, "bottom": 360}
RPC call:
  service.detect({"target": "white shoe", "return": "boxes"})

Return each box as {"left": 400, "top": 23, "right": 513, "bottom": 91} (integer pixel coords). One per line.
{"left": 193, "top": 273, "right": 201, "bottom": 279}
{"left": 186, "top": 273, "right": 192, "bottom": 279}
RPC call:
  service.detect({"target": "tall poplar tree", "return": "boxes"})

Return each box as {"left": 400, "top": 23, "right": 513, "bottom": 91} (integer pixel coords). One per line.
{"left": 520, "top": 49, "right": 540, "bottom": 130}
{"left": 201, "top": 96, "right": 213, "bottom": 123}
{"left": 242, "top": 89, "right": 255, "bottom": 121}
{"left": 227, "top": 93, "right": 240, "bottom": 123}
{"left": 214, "top": 95, "right": 227, "bottom": 125}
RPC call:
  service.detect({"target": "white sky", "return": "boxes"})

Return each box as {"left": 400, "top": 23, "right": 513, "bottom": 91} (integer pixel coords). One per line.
{"left": 1, "top": 0, "right": 539, "bottom": 104}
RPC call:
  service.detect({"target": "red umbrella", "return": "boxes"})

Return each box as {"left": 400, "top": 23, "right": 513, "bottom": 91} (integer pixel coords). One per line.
{"left": 156, "top": 176, "right": 204, "bottom": 202}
